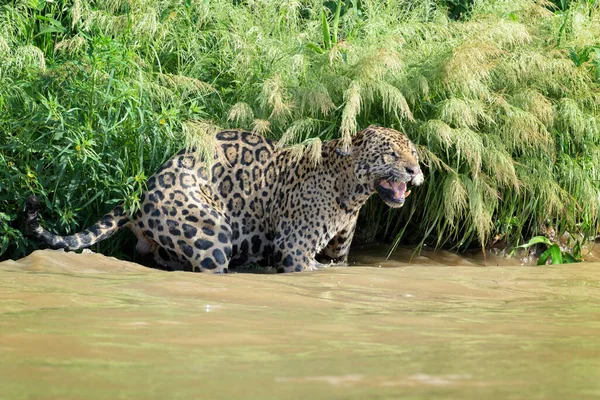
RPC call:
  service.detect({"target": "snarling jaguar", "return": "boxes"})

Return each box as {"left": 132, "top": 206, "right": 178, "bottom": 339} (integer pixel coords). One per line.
{"left": 25, "top": 125, "right": 424, "bottom": 273}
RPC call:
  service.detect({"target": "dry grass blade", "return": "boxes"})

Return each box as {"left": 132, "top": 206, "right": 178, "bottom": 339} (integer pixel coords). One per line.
{"left": 442, "top": 40, "right": 502, "bottom": 96}
{"left": 439, "top": 98, "right": 491, "bottom": 128}
{"left": 339, "top": 80, "right": 362, "bottom": 151}
{"left": 422, "top": 119, "right": 454, "bottom": 148}
{"left": 251, "top": 119, "right": 271, "bottom": 136}
{"left": 157, "top": 73, "right": 214, "bottom": 95}
{"left": 378, "top": 81, "right": 413, "bottom": 121}
{"left": 83, "top": 11, "right": 129, "bottom": 36}
{"left": 464, "top": 175, "right": 494, "bottom": 246}
{"left": 260, "top": 74, "right": 293, "bottom": 122}
{"left": 285, "top": 137, "right": 323, "bottom": 166}
{"left": 558, "top": 98, "right": 588, "bottom": 139}
{"left": 453, "top": 128, "right": 484, "bottom": 175}
{"left": 0, "top": 36, "right": 10, "bottom": 57}
{"left": 443, "top": 173, "right": 468, "bottom": 226}
{"left": 510, "top": 89, "right": 554, "bottom": 126}
{"left": 13, "top": 45, "right": 46, "bottom": 72}
{"left": 181, "top": 120, "right": 225, "bottom": 171}
{"left": 499, "top": 105, "right": 552, "bottom": 153}
{"left": 279, "top": 118, "right": 318, "bottom": 148}
{"left": 481, "top": 136, "right": 521, "bottom": 190}
{"left": 228, "top": 102, "right": 254, "bottom": 126}
{"left": 54, "top": 36, "right": 87, "bottom": 56}
{"left": 415, "top": 145, "right": 454, "bottom": 173}
{"left": 299, "top": 86, "right": 336, "bottom": 116}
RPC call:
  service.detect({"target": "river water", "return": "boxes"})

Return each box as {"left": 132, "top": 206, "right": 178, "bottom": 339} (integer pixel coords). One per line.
{"left": 1, "top": 247, "right": 599, "bottom": 399}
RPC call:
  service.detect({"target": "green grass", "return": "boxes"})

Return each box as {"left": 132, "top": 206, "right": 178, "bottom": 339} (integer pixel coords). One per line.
{"left": 1, "top": 0, "right": 599, "bottom": 261}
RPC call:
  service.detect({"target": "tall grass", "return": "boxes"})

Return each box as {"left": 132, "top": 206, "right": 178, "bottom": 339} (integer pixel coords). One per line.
{"left": 1, "top": 0, "right": 599, "bottom": 260}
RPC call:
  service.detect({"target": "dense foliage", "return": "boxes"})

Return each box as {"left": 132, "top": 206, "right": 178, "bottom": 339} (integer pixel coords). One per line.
{"left": 1, "top": 0, "right": 599, "bottom": 260}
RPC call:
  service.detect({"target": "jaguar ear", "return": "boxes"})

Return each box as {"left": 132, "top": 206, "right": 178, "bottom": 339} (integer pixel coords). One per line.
{"left": 335, "top": 147, "right": 352, "bottom": 156}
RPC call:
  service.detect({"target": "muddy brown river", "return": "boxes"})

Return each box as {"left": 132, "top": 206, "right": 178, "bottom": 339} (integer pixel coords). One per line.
{"left": 1, "top": 247, "right": 599, "bottom": 399}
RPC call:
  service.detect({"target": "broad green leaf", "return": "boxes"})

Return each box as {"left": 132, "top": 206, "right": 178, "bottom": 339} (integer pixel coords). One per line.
{"left": 518, "top": 236, "right": 552, "bottom": 249}
{"left": 537, "top": 248, "right": 552, "bottom": 266}
{"left": 563, "top": 253, "right": 579, "bottom": 264}
{"left": 549, "top": 245, "right": 563, "bottom": 265}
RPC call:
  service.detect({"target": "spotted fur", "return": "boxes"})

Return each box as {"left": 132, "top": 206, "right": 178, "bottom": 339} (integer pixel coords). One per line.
{"left": 25, "top": 125, "right": 424, "bottom": 273}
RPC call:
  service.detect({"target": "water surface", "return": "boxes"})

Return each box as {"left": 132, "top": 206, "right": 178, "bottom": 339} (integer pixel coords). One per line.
{"left": 1, "top": 248, "right": 599, "bottom": 399}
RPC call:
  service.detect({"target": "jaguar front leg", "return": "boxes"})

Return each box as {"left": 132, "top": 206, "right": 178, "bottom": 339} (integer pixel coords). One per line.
{"left": 316, "top": 211, "right": 358, "bottom": 266}
{"left": 275, "top": 250, "right": 328, "bottom": 273}
{"left": 272, "top": 229, "right": 327, "bottom": 273}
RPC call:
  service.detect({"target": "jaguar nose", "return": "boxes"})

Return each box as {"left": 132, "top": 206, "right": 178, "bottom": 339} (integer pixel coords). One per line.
{"left": 405, "top": 166, "right": 420, "bottom": 175}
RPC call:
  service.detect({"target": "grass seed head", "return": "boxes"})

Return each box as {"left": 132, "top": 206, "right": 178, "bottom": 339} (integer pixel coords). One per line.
{"left": 228, "top": 102, "right": 255, "bottom": 127}
{"left": 251, "top": 119, "right": 271, "bottom": 136}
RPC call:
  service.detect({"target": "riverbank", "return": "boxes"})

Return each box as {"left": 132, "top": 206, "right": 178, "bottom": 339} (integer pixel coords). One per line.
{"left": 2, "top": 0, "right": 599, "bottom": 260}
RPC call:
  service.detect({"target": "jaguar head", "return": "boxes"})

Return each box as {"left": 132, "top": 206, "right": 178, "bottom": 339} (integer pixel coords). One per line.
{"left": 352, "top": 126, "right": 424, "bottom": 208}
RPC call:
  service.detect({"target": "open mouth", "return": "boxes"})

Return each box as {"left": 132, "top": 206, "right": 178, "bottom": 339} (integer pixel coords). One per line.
{"left": 376, "top": 178, "right": 412, "bottom": 204}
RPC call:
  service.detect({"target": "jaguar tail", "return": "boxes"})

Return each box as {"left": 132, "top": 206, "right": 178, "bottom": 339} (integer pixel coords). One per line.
{"left": 24, "top": 195, "right": 130, "bottom": 250}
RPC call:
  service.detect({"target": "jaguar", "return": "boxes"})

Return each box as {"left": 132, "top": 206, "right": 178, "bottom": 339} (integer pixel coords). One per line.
{"left": 25, "top": 125, "right": 424, "bottom": 273}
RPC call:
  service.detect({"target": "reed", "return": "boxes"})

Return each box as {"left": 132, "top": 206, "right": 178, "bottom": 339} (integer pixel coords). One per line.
{"left": 1, "top": 0, "right": 599, "bottom": 260}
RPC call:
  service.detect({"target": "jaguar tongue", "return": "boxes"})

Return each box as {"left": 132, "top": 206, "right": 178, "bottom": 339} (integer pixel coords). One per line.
{"left": 387, "top": 180, "right": 407, "bottom": 200}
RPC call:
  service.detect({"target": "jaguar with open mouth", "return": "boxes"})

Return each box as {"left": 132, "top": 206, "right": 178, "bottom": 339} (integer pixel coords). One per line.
{"left": 24, "top": 124, "right": 425, "bottom": 273}
{"left": 350, "top": 128, "right": 424, "bottom": 209}
{"left": 376, "top": 178, "right": 412, "bottom": 206}
{"left": 375, "top": 170, "right": 423, "bottom": 207}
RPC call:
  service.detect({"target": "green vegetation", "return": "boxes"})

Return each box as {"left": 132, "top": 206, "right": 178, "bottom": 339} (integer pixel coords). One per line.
{"left": 516, "top": 235, "right": 583, "bottom": 265}
{"left": 1, "top": 0, "right": 599, "bottom": 261}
